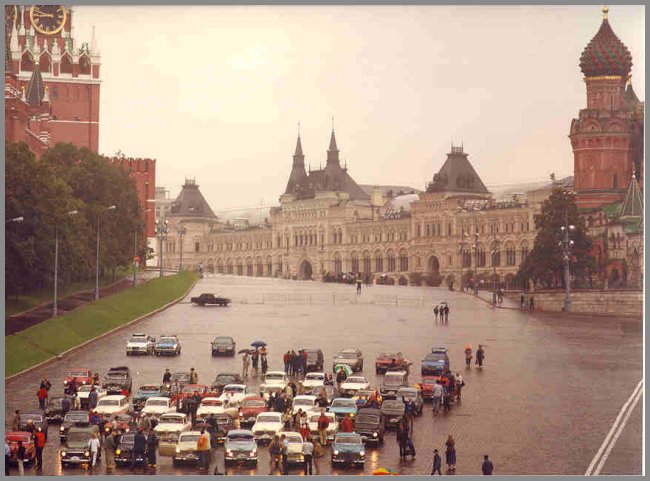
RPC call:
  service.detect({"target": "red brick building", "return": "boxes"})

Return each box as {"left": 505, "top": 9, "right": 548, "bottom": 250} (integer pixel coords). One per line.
{"left": 109, "top": 157, "right": 156, "bottom": 238}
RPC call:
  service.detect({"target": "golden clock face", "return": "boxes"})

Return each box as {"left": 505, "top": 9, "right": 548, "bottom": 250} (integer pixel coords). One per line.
{"left": 30, "top": 5, "right": 66, "bottom": 35}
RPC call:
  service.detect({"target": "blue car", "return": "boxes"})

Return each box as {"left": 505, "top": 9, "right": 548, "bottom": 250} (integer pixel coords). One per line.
{"left": 331, "top": 432, "right": 365, "bottom": 467}
{"left": 328, "top": 397, "right": 358, "bottom": 421}
{"left": 421, "top": 348, "right": 449, "bottom": 376}
{"left": 154, "top": 335, "right": 181, "bottom": 356}
{"left": 133, "top": 384, "right": 165, "bottom": 411}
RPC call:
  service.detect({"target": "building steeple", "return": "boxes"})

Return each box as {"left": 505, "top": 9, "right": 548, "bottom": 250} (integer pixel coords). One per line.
{"left": 327, "top": 130, "right": 340, "bottom": 164}
{"left": 619, "top": 172, "right": 643, "bottom": 219}
{"left": 293, "top": 134, "right": 304, "bottom": 162}
{"left": 285, "top": 133, "right": 308, "bottom": 195}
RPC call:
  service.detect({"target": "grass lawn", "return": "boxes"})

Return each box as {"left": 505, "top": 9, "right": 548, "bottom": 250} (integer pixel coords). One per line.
{"left": 5, "top": 266, "right": 135, "bottom": 317}
{"left": 5, "top": 271, "right": 197, "bottom": 377}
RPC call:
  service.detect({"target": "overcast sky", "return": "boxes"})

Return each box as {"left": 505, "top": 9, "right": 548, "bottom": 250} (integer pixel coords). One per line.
{"left": 72, "top": 5, "right": 645, "bottom": 213}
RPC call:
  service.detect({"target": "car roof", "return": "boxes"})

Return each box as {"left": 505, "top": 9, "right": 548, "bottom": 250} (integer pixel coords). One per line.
{"left": 385, "top": 370, "right": 408, "bottom": 376}
{"left": 145, "top": 396, "right": 169, "bottom": 402}
{"left": 339, "top": 348, "right": 359, "bottom": 353}
{"left": 101, "top": 395, "right": 127, "bottom": 401}
{"left": 179, "top": 431, "right": 202, "bottom": 437}
{"left": 68, "top": 368, "right": 91, "bottom": 372}
{"left": 138, "top": 384, "right": 161, "bottom": 389}
{"left": 161, "top": 412, "right": 186, "bottom": 418}
{"left": 357, "top": 407, "right": 382, "bottom": 414}
{"left": 265, "top": 371, "right": 287, "bottom": 376}
{"left": 258, "top": 412, "right": 281, "bottom": 418}
{"left": 108, "top": 366, "right": 130, "bottom": 371}
{"left": 242, "top": 396, "right": 265, "bottom": 402}
{"left": 335, "top": 432, "right": 360, "bottom": 439}
{"left": 294, "top": 395, "right": 317, "bottom": 400}
{"left": 227, "top": 429, "right": 254, "bottom": 436}
{"left": 223, "top": 384, "right": 246, "bottom": 389}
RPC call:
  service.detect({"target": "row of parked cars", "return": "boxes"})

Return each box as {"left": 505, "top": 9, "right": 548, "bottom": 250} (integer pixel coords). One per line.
{"left": 126, "top": 333, "right": 182, "bottom": 356}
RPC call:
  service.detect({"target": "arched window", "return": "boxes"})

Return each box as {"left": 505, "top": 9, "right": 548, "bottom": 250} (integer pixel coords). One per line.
{"left": 21, "top": 51, "right": 33, "bottom": 71}
{"left": 387, "top": 250, "right": 396, "bottom": 272}
{"left": 256, "top": 258, "right": 263, "bottom": 277}
{"left": 399, "top": 249, "right": 408, "bottom": 272}
{"left": 374, "top": 251, "right": 383, "bottom": 272}
{"left": 520, "top": 241, "right": 529, "bottom": 263}
{"left": 39, "top": 53, "right": 51, "bottom": 73}
{"left": 60, "top": 54, "right": 72, "bottom": 74}
{"left": 362, "top": 251, "right": 371, "bottom": 273}
{"left": 246, "top": 259, "right": 253, "bottom": 277}
{"left": 505, "top": 242, "right": 516, "bottom": 266}
{"left": 351, "top": 252, "right": 359, "bottom": 273}
{"left": 334, "top": 252, "right": 342, "bottom": 274}
{"left": 477, "top": 245, "right": 486, "bottom": 267}
{"left": 79, "top": 54, "right": 91, "bottom": 75}
{"left": 216, "top": 259, "right": 223, "bottom": 274}
{"left": 277, "top": 255, "right": 283, "bottom": 275}
{"left": 491, "top": 242, "right": 501, "bottom": 267}
{"left": 236, "top": 259, "right": 243, "bottom": 276}
{"left": 226, "top": 259, "right": 233, "bottom": 275}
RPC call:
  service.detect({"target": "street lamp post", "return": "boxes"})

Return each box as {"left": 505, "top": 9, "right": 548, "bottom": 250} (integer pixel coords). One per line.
{"left": 53, "top": 210, "right": 79, "bottom": 317}
{"left": 560, "top": 211, "right": 575, "bottom": 312}
{"left": 177, "top": 224, "right": 187, "bottom": 272}
{"left": 473, "top": 228, "right": 480, "bottom": 295}
{"left": 156, "top": 219, "right": 169, "bottom": 278}
{"left": 95, "top": 205, "right": 116, "bottom": 301}
{"left": 491, "top": 238, "right": 500, "bottom": 304}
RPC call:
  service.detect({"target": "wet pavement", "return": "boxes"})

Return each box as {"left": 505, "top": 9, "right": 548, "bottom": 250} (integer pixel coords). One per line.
{"left": 5, "top": 275, "right": 643, "bottom": 475}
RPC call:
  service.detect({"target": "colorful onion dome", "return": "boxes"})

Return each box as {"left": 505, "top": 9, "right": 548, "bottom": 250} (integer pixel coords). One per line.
{"left": 579, "top": 7, "right": 632, "bottom": 78}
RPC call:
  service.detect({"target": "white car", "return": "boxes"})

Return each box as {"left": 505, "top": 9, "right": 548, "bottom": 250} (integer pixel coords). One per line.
{"left": 308, "top": 412, "right": 339, "bottom": 443}
{"left": 76, "top": 384, "right": 107, "bottom": 408}
{"left": 291, "top": 395, "right": 318, "bottom": 415}
{"left": 260, "top": 371, "right": 289, "bottom": 391}
{"left": 126, "top": 333, "right": 155, "bottom": 355}
{"left": 302, "top": 373, "right": 325, "bottom": 393}
{"left": 94, "top": 395, "right": 130, "bottom": 417}
{"left": 283, "top": 431, "right": 306, "bottom": 466}
{"left": 340, "top": 376, "right": 370, "bottom": 396}
{"left": 251, "top": 412, "right": 284, "bottom": 443}
{"left": 196, "top": 397, "right": 227, "bottom": 419}
{"left": 218, "top": 384, "right": 249, "bottom": 407}
{"left": 155, "top": 413, "right": 192, "bottom": 446}
{"left": 141, "top": 397, "right": 176, "bottom": 417}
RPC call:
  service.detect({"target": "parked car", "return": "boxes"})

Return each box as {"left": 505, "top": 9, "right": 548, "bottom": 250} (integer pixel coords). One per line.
{"left": 340, "top": 376, "right": 371, "bottom": 397}
{"left": 224, "top": 430, "right": 258, "bottom": 466}
{"left": 380, "top": 399, "right": 405, "bottom": 429}
{"left": 114, "top": 432, "right": 145, "bottom": 467}
{"left": 353, "top": 389, "right": 382, "bottom": 409}
{"left": 353, "top": 407, "right": 385, "bottom": 443}
{"left": 302, "top": 372, "right": 325, "bottom": 394}
{"left": 303, "top": 348, "right": 324, "bottom": 372}
{"left": 19, "top": 412, "right": 48, "bottom": 440}
{"left": 218, "top": 384, "right": 250, "bottom": 407}
{"left": 172, "top": 431, "right": 202, "bottom": 466}
{"left": 291, "top": 395, "right": 318, "bottom": 415}
{"left": 155, "top": 413, "right": 192, "bottom": 455}
{"left": 77, "top": 384, "right": 107, "bottom": 409}
{"left": 333, "top": 348, "right": 364, "bottom": 372}
{"left": 45, "top": 396, "right": 71, "bottom": 423}
{"left": 211, "top": 373, "right": 243, "bottom": 394}
{"left": 63, "top": 368, "right": 92, "bottom": 393}
{"left": 312, "top": 385, "right": 339, "bottom": 405}
{"left": 375, "top": 352, "right": 410, "bottom": 374}
{"left": 166, "top": 372, "right": 192, "bottom": 394}
{"left": 141, "top": 397, "right": 176, "bottom": 417}
{"left": 5, "top": 432, "right": 35, "bottom": 466}
{"left": 421, "top": 347, "right": 450, "bottom": 376}
{"left": 397, "top": 387, "right": 424, "bottom": 415}
{"left": 328, "top": 398, "right": 358, "bottom": 421}
{"left": 60, "top": 425, "right": 100, "bottom": 468}
{"left": 283, "top": 431, "right": 306, "bottom": 468}
{"left": 196, "top": 397, "right": 229, "bottom": 420}
{"left": 125, "top": 333, "right": 156, "bottom": 355}
{"left": 260, "top": 371, "right": 289, "bottom": 391}
{"left": 211, "top": 336, "right": 236, "bottom": 356}
{"left": 191, "top": 293, "right": 231, "bottom": 306}
{"left": 94, "top": 395, "right": 130, "bottom": 417}
{"left": 171, "top": 384, "right": 215, "bottom": 409}
{"left": 238, "top": 396, "right": 268, "bottom": 427}
{"left": 380, "top": 371, "right": 409, "bottom": 399}
{"left": 308, "top": 412, "right": 338, "bottom": 443}
{"left": 251, "top": 412, "right": 284, "bottom": 443}
{"left": 331, "top": 432, "right": 366, "bottom": 467}
{"left": 59, "top": 411, "right": 89, "bottom": 442}
{"left": 103, "top": 366, "right": 132, "bottom": 394}
{"left": 417, "top": 376, "right": 438, "bottom": 402}
{"left": 133, "top": 384, "right": 165, "bottom": 411}
{"left": 154, "top": 335, "right": 181, "bottom": 356}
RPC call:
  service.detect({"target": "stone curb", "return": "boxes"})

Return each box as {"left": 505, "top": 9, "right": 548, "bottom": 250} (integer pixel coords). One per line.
{"left": 5, "top": 277, "right": 198, "bottom": 382}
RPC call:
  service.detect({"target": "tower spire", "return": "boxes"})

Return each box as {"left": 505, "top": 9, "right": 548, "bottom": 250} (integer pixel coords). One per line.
{"left": 327, "top": 129, "right": 339, "bottom": 164}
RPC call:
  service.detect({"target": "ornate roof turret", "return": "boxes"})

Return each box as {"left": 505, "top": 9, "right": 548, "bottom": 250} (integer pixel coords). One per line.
{"left": 327, "top": 130, "right": 339, "bottom": 164}
{"left": 25, "top": 63, "right": 45, "bottom": 106}
{"left": 169, "top": 179, "right": 218, "bottom": 219}
{"left": 579, "top": 7, "right": 633, "bottom": 78}
{"left": 427, "top": 144, "right": 490, "bottom": 195}
{"left": 619, "top": 172, "right": 643, "bottom": 219}
{"left": 625, "top": 77, "right": 643, "bottom": 111}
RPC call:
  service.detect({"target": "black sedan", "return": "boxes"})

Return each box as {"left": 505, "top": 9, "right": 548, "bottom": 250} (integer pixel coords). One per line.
{"left": 114, "top": 432, "right": 146, "bottom": 467}
{"left": 211, "top": 336, "right": 236, "bottom": 356}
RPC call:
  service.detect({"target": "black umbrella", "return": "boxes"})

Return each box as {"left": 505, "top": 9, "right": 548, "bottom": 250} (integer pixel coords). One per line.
{"left": 250, "top": 340, "right": 267, "bottom": 348}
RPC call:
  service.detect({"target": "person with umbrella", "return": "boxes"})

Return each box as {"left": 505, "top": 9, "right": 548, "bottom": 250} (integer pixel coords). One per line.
{"left": 252, "top": 348, "right": 259, "bottom": 375}
{"left": 476, "top": 345, "right": 485, "bottom": 368}
{"left": 261, "top": 351, "right": 268, "bottom": 375}
{"left": 242, "top": 350, "right": 250, "bottom": 378}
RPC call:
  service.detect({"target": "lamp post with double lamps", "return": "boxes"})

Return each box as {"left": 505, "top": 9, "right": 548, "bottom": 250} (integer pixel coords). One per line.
{"left": 177, "top": 224, "right": 187, "bottom": 272}
{"left": 156, "top": 219, "right": 170, "bottom": 277}
{"left": 53, "top": 210, "right": 79, "bottom": 317}
{"left": 559, "top": 212, "right": 575, "bottom": 312}
{"left": 95, "top": 205, "right": 116, "bottom": 301}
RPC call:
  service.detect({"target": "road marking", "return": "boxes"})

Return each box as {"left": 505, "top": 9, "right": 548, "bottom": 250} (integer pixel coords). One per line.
{"left": 585, "top": 379, "right": 643, "bottom": 475}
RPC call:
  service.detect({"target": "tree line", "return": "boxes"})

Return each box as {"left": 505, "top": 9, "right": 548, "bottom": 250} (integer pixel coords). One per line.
{"left": 5, "top": 142, "right": 144, "bottom": 297}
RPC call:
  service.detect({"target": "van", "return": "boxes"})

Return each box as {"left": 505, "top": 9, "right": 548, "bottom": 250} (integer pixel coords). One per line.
{"left": 379, "top": 371, "right": 409, "bottom": 399}
{"left": 303, "top": 348, "right": 324, "bottom": 372}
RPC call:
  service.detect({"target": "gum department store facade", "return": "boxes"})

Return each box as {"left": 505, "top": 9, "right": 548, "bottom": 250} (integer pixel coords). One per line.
{"left": 161, "top": 8, "right": 643, "bottom": 288}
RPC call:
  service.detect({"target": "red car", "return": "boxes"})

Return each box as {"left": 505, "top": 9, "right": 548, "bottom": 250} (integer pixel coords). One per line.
{"left": 375, "top": 352, "right": 410, "bottom": 374}
{"left": 5, "top": 432, "right": 36, "bottom": 465}
{"left": 63, "top": 368, "right": 93, "bottom": 391}
{"left": 417, "top": 376, "right": 439, "bottom": 401}
{"left": 238, "top": 396, "right": 268, "bottom": 426}
{"left": 170, "top": 384, "right": 217, "bottom": 406}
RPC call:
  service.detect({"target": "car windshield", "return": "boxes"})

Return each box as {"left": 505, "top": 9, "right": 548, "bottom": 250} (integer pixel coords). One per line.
{"left": 306, "top": 352, "right": 319, "bottom": 360}
{"left": 180, "top": 434, "right": 201, "bottom": 443}
{"left": 98, "top": 399, "right": 120, "bottom": 406}
{"left": 68, "top": 432, "right": 92, "bottom": 443}
{"left": 425, "top": 354, "right": 447, "bottom": 362}
{"left": 305, "top": 374, "right": 324, "bottom": 381}
{"left": 138, "top": 386, "right": 160, "bottom": 393}
{"left": 9, "top": 435, "right": 31, "bottom": 443}
{"left": 378, "top": 353, "right": 398, "bottom": 359}
{"left": 285, "top": 434, "right": 303, "bottom": 443}
{"left": 336, "top": 352, "right": 357, "bottom": 359}
{"left": 119, "top": 433, "right": 135, "bottom": 444}
{"left": 213, "top": 338, "right": 232, "bottom": 344}
{"left": 384, "top": 374, "right": 405, "bottom": 386}
{"left": 422, "top": 378, "right": 436, "bottom": 385}
{"left": 294, "top": 398, "right": 314, "bottom": 407}
{"left": 48, "top": 398, "right": 64, "bottom": 407}
{"left": 331, "top": 399, "right": 356, "bottom": 409}
{"left": 147, "top": 400, "right": 168, "bottom": 406}
{"left": 382, "top": 400, "right": 404, "bottom": 410}
{"left": 346, "top": 377, "right": 366, "bottom": 384}
{"left": 398, "top": 389, "right": 417, "bottom": 397}
{"left": 77, "top": 385, "right": 96, "bottom": 393}
{"left": 356, "top": 413, "right": 380, "bottom": 424}
{"left": 22, "top": 414, "right": 43, "bottom": 422}
{"left": 201, "top": 400, "right": 223, "bottom": 407}
{"left": 129, "top": 336, "right": 147, "bottom": 343}
{"left": 159, "top": 337, "right": 176, "bottom": 344}
{"left": 182, "top": 386, "right": 203, "bottom": 393}
{"left": 265, "top": 374, "right": 285, "bottom": 381}
{"left": 172, "top": 373, "right": 190, "bottom": 381}
{"left": 68, "top": 371, "right": 88, "bottom": 377}
{"left": 160, "top": 416, "right": 184, "bottom": 424}
{"left": 107, "top": 372, "right": 127, "bottom": 379}
{"left": 65, "top": 413, "right": 88, "bottom": 422}
{"left": 243, "top": 400, "right": 265, "bottom": 408}
{"left": 224, "top": 386, "right": 244, "bottom": 393}
{"left": 228, "top": 433, "right": 254, "bottom": 441}
{"left": 257, "top": 415, "right": 280, "bottom": 423}
{"left": 335, "top": 434, "right": 361, "bottom": 444}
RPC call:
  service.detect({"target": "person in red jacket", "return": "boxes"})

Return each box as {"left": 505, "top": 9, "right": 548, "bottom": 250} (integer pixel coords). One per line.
{"left": 34, "top": 428, "right": 46, "bottom": 471}
{"left": 37, "top": 385, "right": 48, "bottom": 411}
{"left": 339, "top": 414, "right": 354, "bottom": 433}
{"left": 317, "top": 411, "right": 330, "bottom": 445}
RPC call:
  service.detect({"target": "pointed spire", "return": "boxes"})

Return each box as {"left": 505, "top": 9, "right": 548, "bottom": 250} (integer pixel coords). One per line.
{"left": 294, "top": 135, "right": 304, "bottom": 158}
{"left": 327, "top": 129, "right": 340, "bottom": 164}
{"left": 619, "top": 171, "right": 644, "bottom": 219}
{"left": 25, "top": 64, "right": 45, "bottom": 106}
{"left": 90, "top": 25, "right": 98, "bottom": 54}
{"left": 52, "top": 38, "right": 60, "bottom": 56}
{"left": 18, "top": 6, "right": 25, "bottom": 36}
{"left": 10, "top": 17, "right": 19, "bottom": 53}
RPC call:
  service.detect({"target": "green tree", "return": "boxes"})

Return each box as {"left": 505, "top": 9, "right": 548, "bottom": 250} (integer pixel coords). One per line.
{"left": 517, "top": 188, "right": 594, "bottom": 289}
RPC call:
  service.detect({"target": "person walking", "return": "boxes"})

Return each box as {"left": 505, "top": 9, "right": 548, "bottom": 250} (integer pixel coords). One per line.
{"left": 444, "top": 305, "right": 450, "bottom": 323}
{"left": 251, "top": 349, "right": 259, "bottom": 375}
{"left": 16, "top": 440, "right": 26, "bottom": 476}
{"left": 433, "top": 305, "right": 439, "bottom": 322}
{"left": 302, "top": 438, "right": 314, "bottom": 475}
{"left": 464, "top": 346, "right": 473, "bottom": 368}
{"left": 87, "top": 433, "right": 101, "bottom": 471}
{"left": 482, "top": 455, "right": 494, "bottom": 475}
{"left": 88, "top": 386, "right": 99, "bottom": 411}
{"left": 283, "top": 351, "right": 290, "bottom": 374}
{"left": 146, "top": 429, "right": 158, "bottom": 468}
{"left": 317, "top": 410, "right": 329, "bottom": 446}
{"left": 455, "top": 373, "right": 464, "bottom": 401}
{"left": 268, "top": 435, "right": 282, "bottom": 474}
{"left": 339, "top": 414, "right": 354, "bottom": 433}
{"left": 5, "top": 441, "right": 10, "bottom": 476}
{"left": 520, "top": 293, "right": 525, "bottom": 310}
{"left": 476, "top": 345, "right": 485, "bottom": 368}
{"left": 132, "top": 428, "right": 147, "bottom": 471}
{"left": 432, "top": 381, "right": 443, "bottom": 414}
{"left": 529, "top": 296, "right": 535, "bottom": 312}
{"left": 12, "top": 410, "right": 21, "bottom": 431}
{"left": 261, "top": 353, "right": 269, "bottom": 375}
{"left": 431, "top": 449, "right": 442, "bottom": 475}
{"left": 190, "top": 367, "right": 199, "bottom": 384}
{"left": 104, "top": 430, "right": 116, "bottom": 472}
{"left": 356, "top": 278, "right": 362, "bottom": 294}
{"left": 445, "top": 434, "right": 456, "bottom": 472}
{"left": 197, "top": 428, "right": 210, "bottom": 471}
{"left": 280, "top": 434, "right": 289, "bottom": 475}
{"left": 242, "top": 351, "right": 250, "bottom": 379}
{"left": 36, "top": 384, "right": 48, "bottom": 411}
{"left": 34, "top": 428, "right": 45, "bottom": 471}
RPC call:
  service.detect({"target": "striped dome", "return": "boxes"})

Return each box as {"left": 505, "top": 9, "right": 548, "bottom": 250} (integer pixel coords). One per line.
{"left": 579, "top": 11, "right": 632, "bottom": 78}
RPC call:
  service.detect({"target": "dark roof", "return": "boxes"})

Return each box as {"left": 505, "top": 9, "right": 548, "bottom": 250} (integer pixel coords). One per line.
{"left": 625, "top": 81, "right": 643, "bottom": 111}
{"left": 426, "top": 146, "right": 489, "bottom": 194}
{"left": 359, "top": 185, "right": 421, "bottom": 197}
{"left": 25, "top": 64, "right": 45, "bottom": 106}
{"left": 619, "top": 174, "right": 643, "bottom": 219}
{"left": 579, "top": 9, "right": 632, "bottom": 78}
{"left": 169, "top": 179, "right": 217, "bottom": 219}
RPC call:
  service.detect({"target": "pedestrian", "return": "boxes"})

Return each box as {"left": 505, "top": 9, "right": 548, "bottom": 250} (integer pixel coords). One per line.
{"left": 455, "top": 373, "right": 464, "bottom": 401}
{"left": 356, "top": 278, "right": 362, "bottom": 294}
{"left": 147, "top": 429, "right": 158, "bottom": 467}
{"left": 403, "top": 397, "right": 416, "bottom": 432}
{"left": 269, "top": 435, "right": 282, "bottom": 474}
{"left": 476, "top": 345, "right": 485, "bottom": 368}
{"left": 444, "top": 305, "right": 450, "bottom": 323}
{"left": 73, "top": 393, "right": 81, "bottom": 411}
{"left": 190, "top": 367, "right": 198, "bottom": 384}
{"left": 12, "top": 410, "right": 21, "bottom": 431}
{"left": 132, "top": 428, "right": 147, "bottom": 471}
{"left": 261, "top": 354, "right": 268, "bottom": 375}
{"left": 289, "top": 350, "right": 297, "bottom": 376}
{"left": 88, "top": 386, "right": 99, "bottom": 411}
{"left": 482, "top": 454, "right": 494, "bottom": 475}
{"left": 34, "top": 428, "right": 45, "bottom": 471}
{"left": 340, "top": 414, "right": 354, "bottom": 433}
{"left": 280, "top": 434, "right": 289, "bottom": 475}
{"left": 5, "top": 441, "right": 10, "bottom": 476}
{"left": 397, "top": 420, "right": 409, "bottom": 460}
{"left": 313, "top": 440, "right": 324, "bottom": 474}
{"left": 162, "top": 368, "right": 172, "bottom": 384}
{"left": 464, "top": 346, "right": 473, "bottom": 368}
{"left": 431, "top": 449, "right": 442, "bottom": 475}
{"left": 520, "top": 293, "right": 525, "bottom": 310}
{"left": 16, "top": 440, "right": 26, "bottom": 476}
{"left": 434, "top": 305, "right": 439, "bottom": 322}
{"left": 61, "top": 396, "right": 71, "bottom": 415}
{"left": 290, "top": 381, "right": 298, "bottom": 398}
{"left": 529, "top": 296, "right": 535, "bottom": 312}
{"left": 242, "top": 351, "right": 250, "bottom": 379}
{"left": 42, "top": 378, "right": 52, "bottom": 391}
{"left": 197, "top": 428, "right": 210, "bottom": 470}
{"left": 317, "top": 410, "right": 329, "bottom": 446}
{"left": 87, "top": 432, "right": 101, "bottom": 470}
{"left": 283, "top": 351, "right": 290, "bottom": 374}
{"left": 303, "top": 438, "right": 314, "bottom": 475}
{"left": 432, "top": 381, "right": 443, "bottom": 414}
{"left": 104, "top": 430, "right": 116, "bottom": 472}
{"left": 67, "top": 378, "right": 77, "bottom": 396}
{"left": 445, "top": 434, "right": 456, "bottom": 471}
{"left": 252, "top": 349, "right": 259, "bottom": 374}
{"left": 36, "top": 385, "right": 48, "bottom": 411}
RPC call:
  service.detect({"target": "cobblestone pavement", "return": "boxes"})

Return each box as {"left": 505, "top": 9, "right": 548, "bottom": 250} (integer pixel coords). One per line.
{"left": 5, "top": 275, "right": 642, "bottom": 475}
